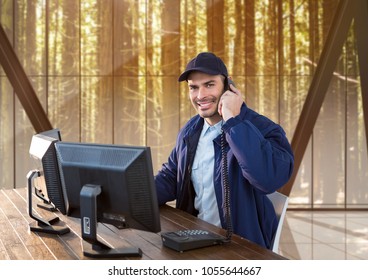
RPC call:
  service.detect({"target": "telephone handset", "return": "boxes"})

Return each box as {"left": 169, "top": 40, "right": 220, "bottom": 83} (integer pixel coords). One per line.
{"left": 225, "top": 77, "right": 236, "bottom": 92}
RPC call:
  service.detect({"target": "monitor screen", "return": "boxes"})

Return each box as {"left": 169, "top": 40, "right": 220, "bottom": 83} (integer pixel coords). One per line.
{"left": 54, "top": 141, "right": 161, "bottom": 258}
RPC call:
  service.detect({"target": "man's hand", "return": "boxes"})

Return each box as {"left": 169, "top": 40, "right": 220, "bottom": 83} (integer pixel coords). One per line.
{"left": 218, "top": 84, "right": 244, "bottom": 121}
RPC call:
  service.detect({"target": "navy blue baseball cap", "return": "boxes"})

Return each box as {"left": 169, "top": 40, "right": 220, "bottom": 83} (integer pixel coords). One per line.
{"left": 178, "top": 52, "right": 228, "bottom": 82}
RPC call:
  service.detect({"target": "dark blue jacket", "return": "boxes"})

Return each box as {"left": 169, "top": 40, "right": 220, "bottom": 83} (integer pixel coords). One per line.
{"left": 155, "top": 103, "right": 294, "bottom": 249}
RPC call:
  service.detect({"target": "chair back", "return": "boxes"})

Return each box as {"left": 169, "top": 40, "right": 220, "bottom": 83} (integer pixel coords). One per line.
{"left": 267, "top": 191, "right": 289, "bottom": 253}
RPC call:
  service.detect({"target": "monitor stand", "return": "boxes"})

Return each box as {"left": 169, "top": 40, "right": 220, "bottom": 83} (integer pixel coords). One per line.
{"left": 79, "top": 184, "right": 142, "bottom": 258}
{"left": 27, "top": 170, "right": 70, "bottom": 235}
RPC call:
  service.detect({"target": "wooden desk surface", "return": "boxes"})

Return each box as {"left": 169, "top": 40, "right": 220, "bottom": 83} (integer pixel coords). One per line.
{"left": 0, "top": 187, "right": 286, "bottom": 260}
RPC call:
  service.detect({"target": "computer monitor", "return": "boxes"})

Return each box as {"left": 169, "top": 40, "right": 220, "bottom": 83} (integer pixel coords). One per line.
{"left": 28, "top": 129, "right": 69, "bottom": 234}
{"left": 54, "top": 141, "right": 161, "bottom": 258}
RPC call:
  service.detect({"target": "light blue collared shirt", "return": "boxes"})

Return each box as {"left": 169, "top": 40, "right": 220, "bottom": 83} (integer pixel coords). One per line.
{"left": 191, "top": 120, "right": 223, "bottom": 227}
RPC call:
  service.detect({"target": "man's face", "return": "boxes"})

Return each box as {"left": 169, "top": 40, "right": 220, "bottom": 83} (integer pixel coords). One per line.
{"left": 187, "top": 71, "right": 225, "bottom": 125}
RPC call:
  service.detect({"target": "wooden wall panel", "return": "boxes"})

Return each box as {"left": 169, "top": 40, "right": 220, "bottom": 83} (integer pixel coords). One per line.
{"left": 114, "top": 76, "right": 146, "bottom": 146}
{"left": 80, "top": 0, "right": 113, "bottom": 76}
{"left": 48, "top": 0, "right": 80, "bottom": 76}
{"left": 48, "top": 77, "right": 80, "bottom": 142}
{"left": 81, "top": 77, "right": 113, "bottom": 144}
{"left": 147, "top": 76, "right": 179, "bottom": 172}
{"left": 0, "top": 78, "right": 14, "bottom": 189}
{"left": 114, "top": 0, "right": 142, "bottom": 76}
{"left": 0, "top": 15, "right": 15, "bottom": 188}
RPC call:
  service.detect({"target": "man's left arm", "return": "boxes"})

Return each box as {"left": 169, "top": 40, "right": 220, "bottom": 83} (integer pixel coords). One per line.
{"left": 223, "top": 116, "right": 294, "bottom": 193}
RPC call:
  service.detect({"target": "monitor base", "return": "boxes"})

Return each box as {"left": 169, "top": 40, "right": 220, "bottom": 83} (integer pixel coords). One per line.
{"left": 27, "top": 170, "right": 70, "bottom": 235}
{"left": 82, "top": 240, "right": 142, "bottom": 258}
{"left": 29, "top": 217, "right": 70, "bottom": 235}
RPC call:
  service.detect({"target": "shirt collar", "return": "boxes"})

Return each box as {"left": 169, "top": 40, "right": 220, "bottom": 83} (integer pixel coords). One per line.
{"left": 203, "top": 119, "right": 223, "bottom": 135}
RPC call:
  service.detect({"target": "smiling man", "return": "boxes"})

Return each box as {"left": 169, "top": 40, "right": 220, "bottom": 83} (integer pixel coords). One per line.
{"left": 154, "top": 52, "right": 294, "bottom": 249}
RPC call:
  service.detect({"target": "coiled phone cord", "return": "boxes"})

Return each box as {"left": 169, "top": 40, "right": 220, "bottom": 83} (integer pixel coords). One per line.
{"left": 221, "top": 129, "right": 233, "bottom": 241}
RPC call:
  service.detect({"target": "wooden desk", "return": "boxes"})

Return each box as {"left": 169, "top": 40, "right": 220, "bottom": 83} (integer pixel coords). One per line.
{"left": 0, "top": 187, "right": 286, "bottom": 260}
